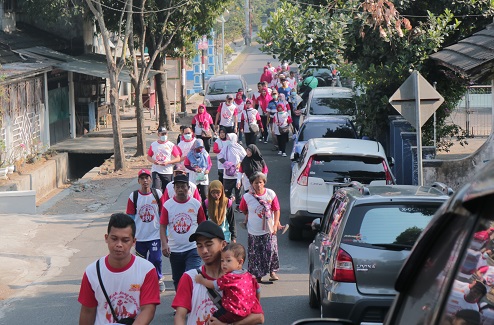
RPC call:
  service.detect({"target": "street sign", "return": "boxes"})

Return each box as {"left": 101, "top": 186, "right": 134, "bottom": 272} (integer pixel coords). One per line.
{"left": 389, "top": 72, "right": 444, "bottom": 127}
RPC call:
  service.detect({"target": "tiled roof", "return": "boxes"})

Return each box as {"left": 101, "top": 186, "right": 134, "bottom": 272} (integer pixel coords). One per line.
{"left": 430, "top": 23, "right": 494, "bottom": 81}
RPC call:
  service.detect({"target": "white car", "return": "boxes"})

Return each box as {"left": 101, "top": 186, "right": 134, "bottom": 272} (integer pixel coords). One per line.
{"left": 289, "top": 138, "right": 395, "bottom": 240}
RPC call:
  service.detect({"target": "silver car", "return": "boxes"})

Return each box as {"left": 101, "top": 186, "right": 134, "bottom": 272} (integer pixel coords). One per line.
{"left": 308, "top": 182, "right": 451, "bottom": 324}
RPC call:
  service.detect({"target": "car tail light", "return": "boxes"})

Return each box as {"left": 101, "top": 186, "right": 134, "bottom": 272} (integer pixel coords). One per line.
{"left": 382, "top": 161, "right": 394, "bottom": 185}
{"left": 297, "top": 156, "right": 313, "bottom": 186}
{"left": 333, "top": 248, "right": 356, "bottom": 283}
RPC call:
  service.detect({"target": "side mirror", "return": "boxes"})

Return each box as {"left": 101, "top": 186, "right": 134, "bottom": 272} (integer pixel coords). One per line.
{"left": 292, "top": 152, "right": 300, "bottom": 162}
{"left": 311, "top": 218, "right": 321, "bottom": 232}
{"left": 292, "top": 318, "right": 354, "bottom": 325}
{"left": 387, "top": 156, "right": 395, "bottom": 167}
{"left": 199, "top": 90, "right": 205, "bottom": 96}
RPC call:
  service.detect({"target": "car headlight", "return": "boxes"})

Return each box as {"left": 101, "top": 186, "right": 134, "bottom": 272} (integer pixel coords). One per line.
{"left": 204, "top": 98, "right": 212, "bottom": 106}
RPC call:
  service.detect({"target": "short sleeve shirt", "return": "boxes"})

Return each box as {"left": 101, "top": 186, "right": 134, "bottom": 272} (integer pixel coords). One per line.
{"left": 148, "top": 140, "right": 180, "bottom": 174}
{"left": 239, "top": 188, "right": 280, "bottom": 236}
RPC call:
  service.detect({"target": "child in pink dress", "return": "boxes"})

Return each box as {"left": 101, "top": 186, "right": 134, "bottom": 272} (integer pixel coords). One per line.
{"left": 195, "top": 243, "right": 261, "bottom": 323}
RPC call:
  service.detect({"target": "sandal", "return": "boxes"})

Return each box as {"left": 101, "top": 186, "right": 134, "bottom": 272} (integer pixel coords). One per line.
{"left": 256, "top": 277, "right": 263, "bottom": 283}
{"left": 269, "top": 273, "right": 279, "bottom": 281}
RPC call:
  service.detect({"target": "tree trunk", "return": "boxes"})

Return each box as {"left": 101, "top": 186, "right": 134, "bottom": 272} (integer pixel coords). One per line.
{"left": 153, "top": 55, "right": 173, "bottom": 130}
{"left": 108, "top": 74, "right": 126, "bottom": 171}
{"left": 134, "top": 82, "right": 146, "bottom": 156}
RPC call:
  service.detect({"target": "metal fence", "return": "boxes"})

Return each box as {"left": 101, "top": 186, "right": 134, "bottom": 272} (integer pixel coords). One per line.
{"left": 448, "top": 85, "right": 492, "bottom": 137}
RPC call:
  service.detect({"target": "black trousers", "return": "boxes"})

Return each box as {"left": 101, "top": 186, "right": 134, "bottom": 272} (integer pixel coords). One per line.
{"left": 277, "top": 133, "right": 289, "bottom": 154}
{"left": 260, "top": 115, "right": 269, "bottom": 141}
{"left": 152, "top": 172, "right": 172, "bottom": 192}
{"left": 245, "top": 132, "right": 257, "bottom": 146}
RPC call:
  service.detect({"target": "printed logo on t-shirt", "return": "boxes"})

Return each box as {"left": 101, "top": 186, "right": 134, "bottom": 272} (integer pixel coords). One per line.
{"left": 139, "top": 204, "right": 157, "bottom": 223}
{"left": 155, "top": 147, "right": 172, "bottom": 163}
{"left": 173, "top": 213, "right": 193, "bottom": 234}
{"left": 129, "top": 284, "right": 141, "bottom": 291}
{"left": 105, "top": 292, "right": 138, "bottom": 322}
{"left": 193, "top": 300, "right": 217, "bottom": 325}
{"left": 222, "top": 107, "right": 234, "bottom": 119}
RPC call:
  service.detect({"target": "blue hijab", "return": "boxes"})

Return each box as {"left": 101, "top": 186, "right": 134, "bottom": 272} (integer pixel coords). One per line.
{"left": 187, "top": 139, "right": 208, "bottom": 169}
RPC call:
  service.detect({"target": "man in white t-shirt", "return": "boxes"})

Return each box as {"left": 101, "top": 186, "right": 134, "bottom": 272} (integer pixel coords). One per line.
{"left": 78, "top": 213, "right": 160, "bottom": 325}
{"left": 160, "top": 174, "right": 207, "bottom": 290}
{"left": 147, "top": 126, "right": 181, "bottom": 191}
{"left": 215, "top": 94, "right": 238, "bottom": 134}
{"left": 162, "top": 164, "right": 201, "bottom": 202}
{"left": 445, "top": 280, "right": 487, "bottom": 318}
{"left": 126, "top": 168, "right": 165, "bottom": 292}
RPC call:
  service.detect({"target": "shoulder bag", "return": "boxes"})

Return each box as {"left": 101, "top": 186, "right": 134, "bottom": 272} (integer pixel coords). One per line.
{"left": 96, "top": 260, "right": 135, "bottom": 324}
{"left": 247, "top": 110, "right": 259, "bottom": 133}
{"left": 278, "top": 113, "right": 290, "bottom": 134}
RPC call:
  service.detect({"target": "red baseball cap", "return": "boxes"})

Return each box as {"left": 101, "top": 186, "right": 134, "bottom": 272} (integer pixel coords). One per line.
{"left": 138, "top": 169, "right": 151, "bottom": 177}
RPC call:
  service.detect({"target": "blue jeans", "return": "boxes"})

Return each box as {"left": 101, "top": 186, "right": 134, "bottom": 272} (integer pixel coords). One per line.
{"left": 135, "top": 239, "right": 162, "bottom": 279}
{"left": 170, "top": 248, "right": 202, "bottom": 290}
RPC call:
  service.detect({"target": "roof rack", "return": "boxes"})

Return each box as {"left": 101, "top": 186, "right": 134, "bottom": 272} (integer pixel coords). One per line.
{"left": 431, "top": 182, "right": 454, "bottom": 196}
{"left": 348, "top": 181, "right": 370, "bottom": 195}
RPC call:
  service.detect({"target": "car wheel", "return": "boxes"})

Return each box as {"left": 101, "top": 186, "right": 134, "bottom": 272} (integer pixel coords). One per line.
{"left": 288, "top": 224, "right": 303, "bottom": 240}
{"left": 309, "top": 279, "right": 319, "bottom": 308}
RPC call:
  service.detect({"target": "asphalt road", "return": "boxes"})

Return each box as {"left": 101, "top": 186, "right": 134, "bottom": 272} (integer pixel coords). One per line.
{"left": 0, "top": 45, "right": 319, "bottom": 324}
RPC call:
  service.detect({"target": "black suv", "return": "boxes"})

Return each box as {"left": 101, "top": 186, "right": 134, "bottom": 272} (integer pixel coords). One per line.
{"left": 296, "top": 160, "right": 494, "bottom": 325}
{"left": 309, "top": 182, "right": 451, "bottom": 324}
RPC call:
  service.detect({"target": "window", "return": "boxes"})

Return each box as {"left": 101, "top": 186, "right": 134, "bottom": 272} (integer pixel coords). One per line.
{"left": 309, "top": 155, "right": 387, "bottom": 183}
{"left": 309, "top": 97, "right": 355, "bottom": 116}
{"left": 207, "top": 80, "right": 243, "bottom": 95}
{"left": 298, "top": 122, "right": 357, "bottom": 141}
{"left": 3, "top": 0, "right": 15, "bottom": 11}
{"left": 341, "top": 203, "right": 439, "bottom": 249}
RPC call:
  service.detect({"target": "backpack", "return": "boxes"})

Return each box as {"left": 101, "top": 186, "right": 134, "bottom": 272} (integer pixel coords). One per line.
{"left": 133, "top": 188, "right": 161, "bottom": 215}
{"left": 223, "top": 161, "right": 237, "bottom": 177}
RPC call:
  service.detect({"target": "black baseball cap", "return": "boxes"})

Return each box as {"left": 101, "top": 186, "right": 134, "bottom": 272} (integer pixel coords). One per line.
{"left": 189, "top": 220, "right": 225, "bottom": 241}
{"left": 172, "top": 174, "right": 189, "bottom": 184}
{"left": 157, "top": 126, "right": 167, "bottom": 133}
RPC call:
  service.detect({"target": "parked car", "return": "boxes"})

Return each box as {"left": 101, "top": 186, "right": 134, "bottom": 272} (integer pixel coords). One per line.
{"left": 303, "top": 87, "right": 356, "bottom": 120}
{"left": 199, "top": 74, "right": 251, "bottom": 118}
{"left": 289, "top": 138, "right": 395, "bottom": 240}
{"left": 290, "top": 116, "right": 358, "bottom": 164}
{"left": 296, "top": 160, "right": 494, "bottom": 325}
{"left": 308, "top": 182, "right": 452, "bottom": 324}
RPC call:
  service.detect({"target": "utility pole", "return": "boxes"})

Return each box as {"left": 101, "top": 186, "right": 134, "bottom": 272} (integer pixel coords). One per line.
{"left": 180, "top": 53, "right": 186, "bottom": 113}
{"left": 245, "top": 0, "right": 250, "bottom": 46}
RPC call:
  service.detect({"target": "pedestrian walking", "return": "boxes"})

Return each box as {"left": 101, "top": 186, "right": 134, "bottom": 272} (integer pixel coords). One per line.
{"left": 238, "top": 172, "right": 284, "bottom": 283}
{"left": 125, "top": 168, "right": 166, "bottom": 292}
{"left": 78, "top": 213, "right": 160, "bottom": 325}
{"left": 212, "top": 127, "right": 230, "bottom": 184}
{"left": 267, "top": 90, "right": 280, "bottom": 150}
{"left": 146, "top": 126, "right": 181, "bottom": 191}
{"left": 214, "top": 94, "right": 238, "bottom": 134}
{"left": 255, "top": 87, "right": 271, "bottom": 143}
{"left": 217, "top": 133, "right": 246, "bottom": 209}
{"left": 160, "top": 174, "right": 206, "bottom": 290}
{"left": 205, "top": 180, "right": 236, "bottom": 243}
{"left": 234, "top": 90, "right": 246, "bottom": 145}
{"left": 177, "top": 126, "right": 196, "bottom": 172}
{"left": 273, "top": 103, "right": 293, "bottom": 157}
{"left": 184, "top": 139, "right": 212, "bottom": 205}
{"left": 260, "top": 66, "right": 273, "bottom": 84}
{"left": 240, "top": 98, "right": 264, "bottom": 146}
{"left": 172, "top": 220, "right": 264, "bottom": 324}
{"left": 237, "top": 145, "right": 268, "bottom": 193}
{"left": 192, "top": 104, "right": 214, "bottom": 153}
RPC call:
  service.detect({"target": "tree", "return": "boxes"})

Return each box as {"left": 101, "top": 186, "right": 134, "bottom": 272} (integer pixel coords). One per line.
{"left": 258, "top": 0, "right": 494, "bottom": 145}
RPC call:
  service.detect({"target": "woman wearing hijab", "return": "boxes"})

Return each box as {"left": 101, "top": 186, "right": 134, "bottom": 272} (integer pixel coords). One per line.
{"left": 255, "top": 87, "right": 272, "bottom": 143}
{"left": 240, "top": 99, "right": 264, "bottom": 146}
{"left": 204, "top": 180, "right": 236, "bottom": 242}
{"left": 184, "top": 139, "right": 212, "bottom": 204}
{"left": 218, "top": 133, "right": 246, "bottom": 207}
{"left": 237, "top": 144, "right": 268, "bottom": 193}
{"left": 213, "top": 127, "right": 230, "bottom": 183}
{"left": 260, "top": 66, "right": 273, "bottom": 84}
{"left": 191, "top": 104, "right": 214, "bottom": 152}
{"left": 273, "top": 103, "right": 293, "bottom": 157}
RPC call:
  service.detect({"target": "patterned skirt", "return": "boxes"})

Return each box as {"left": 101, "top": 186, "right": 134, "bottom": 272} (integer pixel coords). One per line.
{"left": 247, "top": 233, "right": 279, "bottom": 278}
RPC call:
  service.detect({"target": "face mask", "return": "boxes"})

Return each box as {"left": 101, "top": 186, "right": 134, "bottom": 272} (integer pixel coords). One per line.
{"left": 272, "top": 94, "right": 278, "bottom": 99}
{"left": 160, "top": 135, "right": 168, "bottom": 142}
{"left": 184, "top": 133, "right": 193, "bottom": 140}
{"left": 291, "top": 92, "right": 297, "bottom": 96}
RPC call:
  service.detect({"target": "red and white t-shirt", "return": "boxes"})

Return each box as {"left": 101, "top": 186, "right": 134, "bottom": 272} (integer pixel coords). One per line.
{"left": 214, "top": 270, "right": 261, "bottom": 317}
{"left": 239, "top": 189, "right": 280, "bottom": 236}
{"left": 160, "top": 197, "right": 206, "bottom": 252}
{"left": 177, "top": 138, "right": 197, "bottom": 171}
{"left": 217, "top": 102, "right": 238, "bottom": 127}
{"left": 147, "top": 140, "right": 180, "bottom": 174}
{"left": 273, "top": 111, "right": 293, "bottom": 135}
{"left": 163, "top": 181, "right": 201, "bottom": 202}
{"left": 240, "top": 108, "right": 262, "bottom": 134}
{"left": 125, "top": 190, "right": 163, "bottom": 241}
{"left": 172, "top": 266, "right": 263, "bottom": 325}
{"left": 78, "top": 255, "right": 160, "bottom": 325}
{"left": 213, "top": 139, "right": 230, "bottom": 170}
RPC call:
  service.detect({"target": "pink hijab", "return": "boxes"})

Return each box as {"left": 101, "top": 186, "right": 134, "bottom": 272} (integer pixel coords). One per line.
{"left": 234, "top": 91, "right": 244, "bottom": 105}
{"left": 260, "top": 66, "right": 273, "bottom": 84}
{"left": 256, "top": 87, "right": 272, "bottom": 113}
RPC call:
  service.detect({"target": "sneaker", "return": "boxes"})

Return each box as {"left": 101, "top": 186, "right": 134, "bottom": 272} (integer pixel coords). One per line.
{"left": 278, "top": 151, "right": 282, "bottom": 155}
{"left": 234, "top": 206, "right": 241, "bottom": 213}
{"left": 264, "top": 140, "right": 268, "bottom": 144}
{"left": 159, "top": 279, "right": 166, "bottom": 292}
{"left": 282, "top": 153, "right": 287, "bottom": 157}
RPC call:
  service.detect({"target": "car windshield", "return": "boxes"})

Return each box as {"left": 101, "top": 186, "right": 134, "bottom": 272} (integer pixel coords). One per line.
{"left": 309, "top": 97, "right": 355, "bottom": 115}
{"left": 341, "top": 203, "right": 438, "bottom": 249}
{"left": 298, "top": 122, "right": 357, "bottom": 141}
{"left": 309, "top": 154, "right": 386, "bottom": 183}
{"left": 207, "top": 80, "right": 243, "bottom": 95}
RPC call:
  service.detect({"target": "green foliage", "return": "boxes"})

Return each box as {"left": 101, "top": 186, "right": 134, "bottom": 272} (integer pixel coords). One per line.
{"left": 19, "top": 0, "right": 86, "bottom": 27}
{"left": 259, "top": 0, "right": 493, "bottom": 147}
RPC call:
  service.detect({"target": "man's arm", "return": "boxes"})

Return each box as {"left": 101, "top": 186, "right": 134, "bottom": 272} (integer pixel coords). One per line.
{"left": 134, "top": 304, "right": 156, "bottom": 325}
{"left": 79, "top": 305, "right": 96, "bottom": 325}
{"left": 160, "top": 224, "right": 170, "bottom": 257}
{"left": 174, "top": 306, "right": 188, "bottom": 325}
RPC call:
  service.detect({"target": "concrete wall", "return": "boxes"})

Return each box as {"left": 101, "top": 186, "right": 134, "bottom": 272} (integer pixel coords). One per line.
{"left": 0, "top": 153, "right": 69, "bottom": 208}
{"left": 424, "top": 135, "right": 494, "bottom": 190}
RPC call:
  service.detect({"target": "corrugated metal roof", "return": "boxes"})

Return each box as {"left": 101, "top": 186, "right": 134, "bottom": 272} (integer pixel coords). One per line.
{"left": 430, "top": 24, "right": 494, "bottom": 81}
